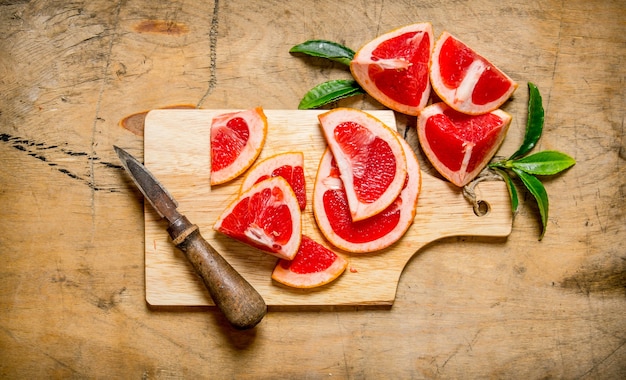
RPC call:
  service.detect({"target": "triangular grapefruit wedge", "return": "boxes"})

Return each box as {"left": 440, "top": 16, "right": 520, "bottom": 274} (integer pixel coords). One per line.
{"left": 350, "top": 23, "right": 434, "bottom": 116}
{"left": 417, "top": 102, "right": 512, "bottom": 187}
{"left": 271, "top": 235, "right": 348, "bottom": 288}
{"left": 318, "top": 108, "right": 407, "bottom": 222}
{"left": 210, "top": 107, "right": 268, "bottom": 185}
{"left": 240, "top": 152, "right": 307, "bottom": 211}
{"left": 430, "top": 32, "right": 518, "bottom": 115}
{"left": 214, "top": 177, "right": 302, "bottom": 260}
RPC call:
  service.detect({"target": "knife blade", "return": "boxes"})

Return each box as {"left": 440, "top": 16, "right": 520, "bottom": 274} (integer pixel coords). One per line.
{"left": 114, "top": 145, "right": 266, "bottom": 329}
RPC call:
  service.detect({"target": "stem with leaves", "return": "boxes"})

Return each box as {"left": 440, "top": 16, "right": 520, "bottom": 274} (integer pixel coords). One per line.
{"left": 289, "top": 40, "right": 365, "bottom": 109}
{"left": 488, "top": 83, "right": 575, "bottom": 240}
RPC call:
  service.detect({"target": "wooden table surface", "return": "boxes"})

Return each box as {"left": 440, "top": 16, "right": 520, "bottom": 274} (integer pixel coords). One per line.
{"left": 1, "top": 0, "right": 624, "bottom": 378}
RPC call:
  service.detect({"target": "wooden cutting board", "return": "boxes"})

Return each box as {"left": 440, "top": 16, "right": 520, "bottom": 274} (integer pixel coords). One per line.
{"left": 143, "top": 109, "right": 512, "bottom": 307}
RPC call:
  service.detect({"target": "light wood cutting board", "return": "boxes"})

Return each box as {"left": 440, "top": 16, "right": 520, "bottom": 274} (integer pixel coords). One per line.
{"left": 143, "top": 109, "right": 512, "bottom": 307}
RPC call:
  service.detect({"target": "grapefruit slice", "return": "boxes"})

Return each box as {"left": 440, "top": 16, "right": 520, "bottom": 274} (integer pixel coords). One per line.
{"left": 213, "top": 177, "right": 302, "bottom": 260}
{"left": 210, "top": 107, "right": 268, "bottom": 185}
{"left": 240, "top": 152, "right": 307, "bottom": 211}
{"left": 271, "top": 235, "right": 348, "bottom": 288}
{"left": 350, "top": 23, "right": 434, "bottom": 116}
{"left": 312, "top": 137, "right": 421, "bottom": 253}
{"left": 318, "top": 108, "right": 407, "bottom": 222}
{"left": 430, "top": 32, "right": 518, "bottom": 115}
{"left": 417, "top": 102, "right": 512, "bottom": 187}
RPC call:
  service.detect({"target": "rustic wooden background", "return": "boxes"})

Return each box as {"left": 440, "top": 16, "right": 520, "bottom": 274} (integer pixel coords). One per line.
{"left": 1, "top": 0, "right": 624, "bottom": 378}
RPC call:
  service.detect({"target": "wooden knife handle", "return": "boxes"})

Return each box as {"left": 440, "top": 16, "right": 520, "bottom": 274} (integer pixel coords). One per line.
{"left": 167, "top": 216, "right": 267, "bottom": 329}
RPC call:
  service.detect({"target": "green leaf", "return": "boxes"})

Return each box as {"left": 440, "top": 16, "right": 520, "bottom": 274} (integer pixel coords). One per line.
{"left": 493, "top": 168, "right": 519, "bottom": 213}
{"left": 511, "top": 150, "right": 576, "bottom": 175}
{"left": 298, "top": 79, "right": 365, "bottom": 110}
{"left": 513, "top": 168, "right": 549, "bottom": 240}
{"left": 290, "top": 40, "right": 355, "bottom": 66}
{"left": 509, "top": 82, "right": 545, "bottom": 160}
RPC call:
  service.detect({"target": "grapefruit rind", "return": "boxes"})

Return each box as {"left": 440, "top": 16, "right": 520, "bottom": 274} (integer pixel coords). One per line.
{"left": 271, "top": 236, "right": 348, "bottom": 289}
{"left": 318, "top": 108, "right": 407, "bottom": 222}
{"left": 350, "top": 23, "right": 434, "bottom": 116}
{"left": 213, "top": 176, "right": 302, "bottom": 260}
{"left": 417, "top": 102, "right": 512, "bottom": 187}
{"left": 240, "top": 151, "right": 307, "bottom": 211}
{"left": 429, "top": 32, "right": 518, "bottom": 115}
{"left": 312, "top": 138, "right": 421, "bottom": 253}
{"left": 210, "top": 107, "right": 268, "bottom": 185}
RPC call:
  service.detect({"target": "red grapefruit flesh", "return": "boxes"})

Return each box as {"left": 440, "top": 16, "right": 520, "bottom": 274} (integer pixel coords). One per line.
{"left": 240, "top": 152, "right": 306, "bottom": 211}
{"left": 318, "top": 108, "right": 407, "bottom": 222}
{"left": 271, "top": 235, "right": 348, "bottom": 288}
{"left": 213, "top": 177, "right": 302, "bottom": 260}
{"left": 210, "top": 107, "right": 268, "bottom": 185}
{"left": 417, "top": 102, "right": 512, "bottom": 187}
{"left": 351, "top": 23, "right": 434, "bottom": 116}
{"left": 312, "top": 137, "right": 421, "bottom": 253}
{"left": 430, "top": 32, "right": 518, "bottom": 115}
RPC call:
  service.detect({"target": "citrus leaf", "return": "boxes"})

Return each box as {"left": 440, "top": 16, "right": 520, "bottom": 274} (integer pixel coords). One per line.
{"left": 511, "top": 150, "right": 576, "bottom": 175}
{"left": 513, "top": 168, "right": 548, "bottom": 240}
{"left": 509, "top": 82, "right": 544, "bottom": 160}
{"left": 493, "top": 168, "right": 519, "bottom": 213}
{"left": 298, "top": 79, "right": 365, "bottom": 110}
{"left": 290, "top": 40, "right": 355, "bottom": 66}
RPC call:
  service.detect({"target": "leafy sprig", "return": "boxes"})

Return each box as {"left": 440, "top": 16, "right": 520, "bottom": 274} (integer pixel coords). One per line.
{"left": 489, "top": 83, "right": 575, "bottom": 240}
{"left": 289, "top": 40, "right": 364, "bottom": 109}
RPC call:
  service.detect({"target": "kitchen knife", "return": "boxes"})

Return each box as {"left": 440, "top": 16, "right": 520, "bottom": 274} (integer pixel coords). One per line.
{"left": 114, "top": 145, "right": 267, "bottom": 329}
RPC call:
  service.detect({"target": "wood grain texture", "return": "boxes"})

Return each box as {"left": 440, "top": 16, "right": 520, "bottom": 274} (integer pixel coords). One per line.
{"left": 1, "top": 0, "right": 624, "bottom": 378}
{"left": 144, "top": 109, "right": 511, "bottom": 306}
